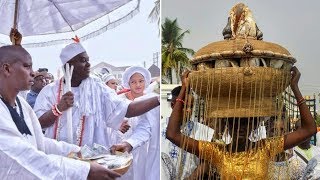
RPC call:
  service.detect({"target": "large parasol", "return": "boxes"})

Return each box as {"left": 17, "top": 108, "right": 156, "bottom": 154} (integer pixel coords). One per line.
{"left": 0, "top": 0, "right": 140, "bottom": 47}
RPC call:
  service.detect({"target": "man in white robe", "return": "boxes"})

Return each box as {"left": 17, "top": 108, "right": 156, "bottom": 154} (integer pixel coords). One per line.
{"left": 0, "top": 43, "right": 120, "bottom": 179}
{"left": 0, "top": 94, "right": 87, "bottom": 179}
{"left": 34, "top": 43, "right": 160, "bottom": 147}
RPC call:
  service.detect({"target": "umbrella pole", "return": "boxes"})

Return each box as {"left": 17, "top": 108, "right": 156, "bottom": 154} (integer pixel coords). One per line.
{"left": 12, "top": 0, "right": 19, "bottom": 45}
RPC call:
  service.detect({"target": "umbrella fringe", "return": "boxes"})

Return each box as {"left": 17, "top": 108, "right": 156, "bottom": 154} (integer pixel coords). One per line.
{"left": 1, "top": 0, "right": 140, "bottom": 48}
{"left": 81, "top": 3, "right": 140, "bottom": 42}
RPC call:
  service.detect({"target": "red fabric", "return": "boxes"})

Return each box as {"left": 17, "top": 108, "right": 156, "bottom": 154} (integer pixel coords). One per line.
{"left": 117, "top": 88, "right": 130, "bottom": 95}
{"left": 71, "top": 35, "right": 80, "bottom": 43}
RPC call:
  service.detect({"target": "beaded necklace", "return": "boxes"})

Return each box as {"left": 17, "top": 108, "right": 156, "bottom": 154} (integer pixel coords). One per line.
{"left": 53, "top": 78, "right": 86, "bottom": 146}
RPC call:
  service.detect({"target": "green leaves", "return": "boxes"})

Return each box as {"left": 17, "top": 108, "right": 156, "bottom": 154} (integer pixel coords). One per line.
{"left": 161, "top": 18, "right": 194, "bottom": 82}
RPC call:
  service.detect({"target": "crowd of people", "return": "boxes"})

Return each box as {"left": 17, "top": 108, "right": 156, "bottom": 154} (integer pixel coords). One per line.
{"left": 0, "top": 30, "right": 160, "bottom": 179}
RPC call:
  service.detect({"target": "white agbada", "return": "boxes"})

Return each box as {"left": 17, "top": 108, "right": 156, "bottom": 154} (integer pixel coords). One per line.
{"left": 34, "top": 76, "right": 129, "bottom": 147}
{"left": 161, "top": 117, "right": 215, "bottom": 179}
{"left": 0, "top": 96, "right": 90, "bottom": 179}
{"left": 125, "top": 93, "right": 160, "bottom": 180}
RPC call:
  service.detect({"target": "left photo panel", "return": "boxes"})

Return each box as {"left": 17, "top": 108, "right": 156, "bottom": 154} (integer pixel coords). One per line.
{"left": 0, "top": 0, "right": 160, "bottom": 179}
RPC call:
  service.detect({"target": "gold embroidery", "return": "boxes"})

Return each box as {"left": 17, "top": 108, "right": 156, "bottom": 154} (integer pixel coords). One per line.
{"left": 199, "top": 136, "right": 284, "bottom": 179}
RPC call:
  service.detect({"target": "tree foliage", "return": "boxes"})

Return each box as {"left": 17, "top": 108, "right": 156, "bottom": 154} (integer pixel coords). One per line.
{"left": 161, "top": 18, "right": 194, "bottom": 82}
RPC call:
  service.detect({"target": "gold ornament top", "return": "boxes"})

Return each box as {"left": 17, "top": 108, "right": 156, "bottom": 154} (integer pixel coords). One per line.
{"left": 198, "top": 136, "right": 284, "bottom": 179}
{"left": 191, "top": 3, "right": 296, "bottom": 65}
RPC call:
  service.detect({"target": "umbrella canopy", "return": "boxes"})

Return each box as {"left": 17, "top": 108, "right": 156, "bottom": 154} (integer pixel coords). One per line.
{"left": 0, "top": 0, "right": 140, "bottom": 47}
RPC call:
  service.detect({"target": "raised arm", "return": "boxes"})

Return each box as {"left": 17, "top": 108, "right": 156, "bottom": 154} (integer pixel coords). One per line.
{"left": 125, "top": 96, "right": 159, "bottom": 118}
{"left": 284, "top": 66, "right": 317, "bottom": 150}
{"left": 166, "top": 71, "right": 200, "bottom": 156}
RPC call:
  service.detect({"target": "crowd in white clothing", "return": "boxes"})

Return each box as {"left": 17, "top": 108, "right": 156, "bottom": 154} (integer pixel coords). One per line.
{"left": 0, "top": 33, "right": 160, "bottom": 180}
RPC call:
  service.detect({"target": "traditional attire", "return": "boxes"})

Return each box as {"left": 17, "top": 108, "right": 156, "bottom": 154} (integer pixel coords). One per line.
{"left": 286, "top": 144, "right": 320, "bottom": 179}
{"left": 115, "top": 65, "right": 153, "bottom": 145}
{"left": 116, "top": 66, "right": 156, "bottom": 180}
{"left": 116, "top": 93, "right": 140, "bottom": 143}
{"left": 198, "top": 136, "right": 284, "bottom": 179}
{"left": 18, "top": 90, "right": 28, "bottom": 100}
{"left": 114, "top": 93, "right": 147, "bottom": 180}
{"left": 0, "top": 96, "right": 90, "bottom": 179}
{"left": 102, "top": 74, "right": 116, "bottom": 84}
{"left": 34, "top": 76, "right": 129, "bottom": 147}
{"left": 302, "top": 155, "right": 320, "bottom": 179}
{"left": 268, "top": 151, "right": 303, "bottom": 180}
{"left": 161, "top": 118, "right": 215, "bottom": 180}
{"left": 125, "top": 93, "right": 160, "bottom": 180}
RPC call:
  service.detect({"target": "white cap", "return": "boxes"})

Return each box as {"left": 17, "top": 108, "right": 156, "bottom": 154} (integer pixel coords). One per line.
{"left": 102, "top": 73, "right": 116, "bottom": 83}
{"left": 122, "top": 66, "right": 151, "bottom": 89}
{"left": 60, "top": 43, "right": 86, "bottom": 65}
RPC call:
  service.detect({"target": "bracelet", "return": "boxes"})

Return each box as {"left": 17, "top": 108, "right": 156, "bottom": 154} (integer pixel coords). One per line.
{"left": 298, "top": 99, "right": 306, "bottom": 106}
{"left": 51, "top": 106, "right": 60, "bottom": 117}
{"left": 297, "top": 97, "right": 304, "bottom": 104}
{"left": 55, "top": 104, "right": 63, "bottom": 115}
{"left": 297, "top": 97, "right": 305, "bottom": 106}
{"left": 175, "top": 98, "right": 185, "bottom": 104}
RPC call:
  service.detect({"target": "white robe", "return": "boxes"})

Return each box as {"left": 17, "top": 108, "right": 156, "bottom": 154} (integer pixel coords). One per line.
{"left": 116, "top": 94, "right": 148, "bottom": 180}
{"left": 34, "top": 77, "right": 129, "bottom": 147}
{"left": 126, "top": 93, "right": 160, "bottom": 180}
{"left": 161, "top": 118, "right": 214, "bottom": 179}
{"left": 0, "top": 96, "right": 90, "bottom": 179}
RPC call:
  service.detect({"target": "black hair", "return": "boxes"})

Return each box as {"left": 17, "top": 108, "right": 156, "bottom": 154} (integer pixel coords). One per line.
{"left": 171, "top": 86, "right": 182, "bottom": 97}
{"left": 0, "top": 45, "right": 30, "bottom": 65}
{"left": 38, "top": 68, "right": 48, "bottom": 72}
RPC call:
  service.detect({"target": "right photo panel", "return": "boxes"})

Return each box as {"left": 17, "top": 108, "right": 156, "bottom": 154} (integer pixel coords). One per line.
{"left": 160, "top": 1, "right": 320, "bottom": 180}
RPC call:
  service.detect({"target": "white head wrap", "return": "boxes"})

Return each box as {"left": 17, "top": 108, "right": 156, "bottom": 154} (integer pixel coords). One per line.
{"left": 60, "top": 43, "right": 86, "bottom": 65}
{"left": 102, "top": 73, "right": 116, "bottom": 83}
{"left": 122, "top": 66, "right": 151, "bottom": 89}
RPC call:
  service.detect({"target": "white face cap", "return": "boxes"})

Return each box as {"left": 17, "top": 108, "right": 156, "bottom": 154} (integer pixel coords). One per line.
{"left": 60, "top": 43, "right": 86, "bottom": 65}
{"left": 122, "top": 66, "right": 151, "bottom": 89}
